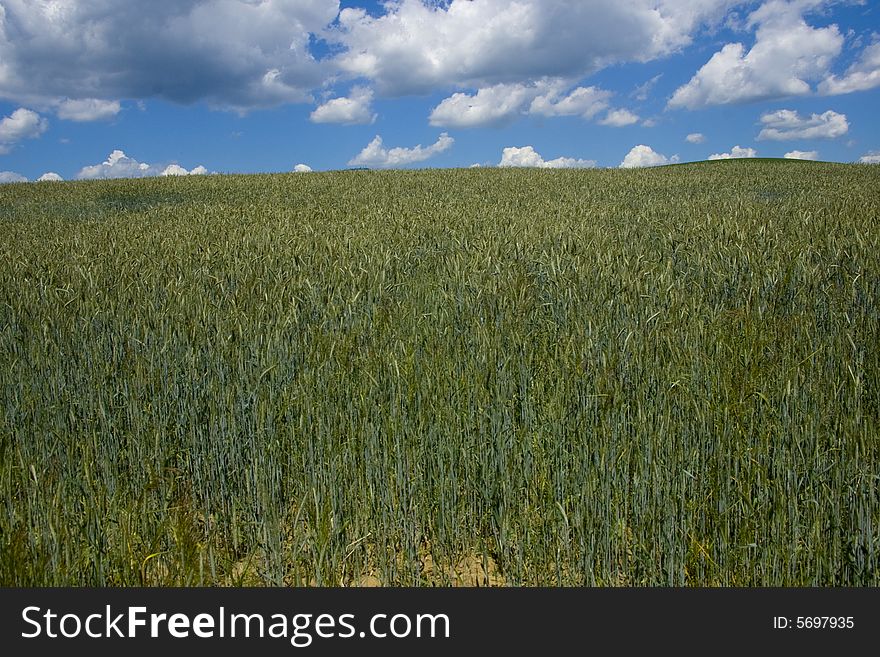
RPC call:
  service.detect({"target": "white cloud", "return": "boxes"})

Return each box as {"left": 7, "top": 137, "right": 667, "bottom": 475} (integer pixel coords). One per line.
{"left": 529, "top": 84, "right": 612, "bottom": 120}
{"left": 0, "top": 171, "right": 28, "bottom": 183}
{"left": 56, "top": 99, "right": 121, "bottom": 122}
{"left": 430, "top": 80, "right": 617, "bottom": 128}
{"left": 430, "top": 82, "right": 538, "bottom": 128}
{"left": 632, "top": 74, "right": 662, "bottom": 101}
{"left": 78, "top": 150, "right": 152, "bottom": 179}
{"left": 820, "top": 42, "right": 880, "bottom": 95}
{"left": 0, "top": 107, "right": 48, "bottom": 153}
{"left": 293, "top": 164, "right": 313, "bottom": 172}
{"left": 784, "top": 150, "right": 818, "bottom": 160}
{"left": 599, "top": 108, "right": 640, "bottom": 127}
{"left": 160, "top": 164, "right": 208, "bottom": 176}
{"left": 620, "top": 144, "right": 678, "bottom": 168}
{"left": 160, "top": 165, "right": 187, "bottom": 177}
{"left": 331, "top": 0, "right": 744, "bottom": 96}
{"left": 77, "top": 150, "right": 208, "bottom": 180}
{"left": 348, "top": 133, "right": 453, "bottom": 168}
{"left": 498, "top": 146, "right": 595, "bottom": 169}
{"left": 0, "top": 0, "right": 341, "bottom": 110}
{"left": 859, "top": 152, "right": 880, "bottom": 164}
{"left": 668, "top": 0, "right": 843, "bottom": 109}
{"left": 708, "top": 145, "right": 757, "bottom": 159}
{"left": 310, "top": 86, "right": 376, "bottom": 125}
{"left": 686, "top": 132, "right": 706, "bottom": 143}
{"left": 0, "top": 0, "right": 758, "bottom": 114}
{"left": 38, "top": 172, "right": 64, "bottom": 181}
{"left": 757, "top": 109, "right": 848, "bottom": 141}
{"left": 0, "top": 108, "right": 47, "bottom": 141}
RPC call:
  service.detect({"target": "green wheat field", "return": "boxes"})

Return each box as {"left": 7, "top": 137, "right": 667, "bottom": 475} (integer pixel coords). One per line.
{"left": 1, "top": 160, "right": 877, "bottom": 586}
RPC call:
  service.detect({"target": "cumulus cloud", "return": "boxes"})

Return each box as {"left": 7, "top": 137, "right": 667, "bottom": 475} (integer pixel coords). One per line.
{"left": 708, "top": 145, "right": 757, "bottom": 159}
{"left": 498, "top": 146, "right": 596, "bottom": 169}
{"left": 0, "top": 107, "right": 48, "bottom": 153}
{"left": 598, "top": 108, "right": 640, "bottom": 127}
{"left": 620, "top": 144, "right": 678, "bottom": 168}
{"left": 56, "top": 99, "right": 121, "bottom": 122}
{"left": 0, "top": 171, "right": 28, "bottom": 183}
{"left": 430, "top": 83, "right": 539, "bottom": 128}
{"left": 38, "top": 172, "right": 64, "bottom": 181}
{"left": 668, "top": 0, "right": 843, "bottom": 109}
{"left": 784, "top": 150, "right": 818, "bottom": 160}
{"left": 77, "top": 151, "right": 151, "bottom": 179}
{"left": 757, "top": 109, "right": 848, "bottom": 141}
{"left": 348, "top": 133, "right": 453, "bottom": 168}
{"left": 686, "top": 132, "right": 706, "bottom": 143}
{"left": 293, "top": 164, "right": 313, "bottom": 172}
{"left": 0, "top": 0, "right": 760, "bottom": 115}
{"left": 859, "top": 152, "right": 880, "bottom": 164}
{"left": 331, "top": 0, "right": 743, "bottom": 96}
{"left": 529, "top": 85, "right": 613, "bottom": 120}
{"left": 0, "top": 0, "right": 340, "bottom": 110}
{"left": 76, "top": 150, "right": 208, "bottom": 180}
{"left": 429, "top": 80, "right": 617, "bottom": 128}
{"left": 0, "top": 108, "right": 48, "bottom": 142}
{"left": 310, "top": 86, "right": 376, "bottom": 125}
{"left": 160, "top": 164, "right": 208, "bottom": 176}
{"left": 820, "top": 42, "right": 880, "bottom": 95}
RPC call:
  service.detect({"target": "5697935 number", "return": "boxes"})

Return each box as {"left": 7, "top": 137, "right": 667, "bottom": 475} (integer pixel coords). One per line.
{"left": 796, "top": 617, "right": 853, "bottom": 629}
{"left": 773, "top": 616, "right": 855, "bottom": 629}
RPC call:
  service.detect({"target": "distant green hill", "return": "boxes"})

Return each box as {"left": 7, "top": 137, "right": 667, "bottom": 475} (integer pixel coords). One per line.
{"left": 663, "top": 157, "right": 829, "bottom": 168}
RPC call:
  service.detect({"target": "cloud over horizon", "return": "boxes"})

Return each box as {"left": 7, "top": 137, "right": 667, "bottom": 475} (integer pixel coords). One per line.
{"left": 348, "top": 133, "right": 454, "bottom": 168}
{"left": 76, "top": 150, "right": 208, "bottom": 180}
{"left": 784, "top": 150, "right": 819, "bottom": 160}
{"left": 0, "top": 170, "right": 28, "bottom": 183}
{"left": 708, "top": 145, "right": 758, "bottom": 159}
{"left": 620, "top": 144, "right": 678, "bottom": 168}
{"left": 498, "top": 146, "right": 596, "bottom": 168}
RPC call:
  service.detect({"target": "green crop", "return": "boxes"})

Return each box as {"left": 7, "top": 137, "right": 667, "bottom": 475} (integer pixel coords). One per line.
{"left": 1, "top": 160, "right": 877, "bottom": 585}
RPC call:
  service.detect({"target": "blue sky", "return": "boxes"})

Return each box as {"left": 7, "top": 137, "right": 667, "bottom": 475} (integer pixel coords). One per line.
{"left": 0, "top": 0, "right": 878, "bottom": 182}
